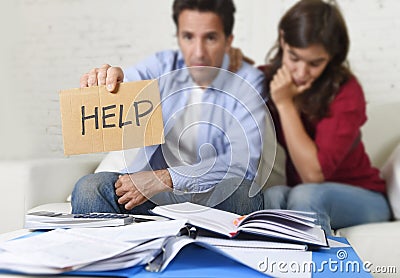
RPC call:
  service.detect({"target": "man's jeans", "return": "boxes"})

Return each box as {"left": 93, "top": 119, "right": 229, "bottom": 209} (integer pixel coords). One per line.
{"left": 71, "top": 172, "right": 263, "bottom": 215}
{"left": 264, "top": 183, "right": 392, "bottom": 235}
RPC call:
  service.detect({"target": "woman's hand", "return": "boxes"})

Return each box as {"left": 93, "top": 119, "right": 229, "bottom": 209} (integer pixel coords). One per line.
{"left": 270, "top": 65, "right": 311, "bottom": 108}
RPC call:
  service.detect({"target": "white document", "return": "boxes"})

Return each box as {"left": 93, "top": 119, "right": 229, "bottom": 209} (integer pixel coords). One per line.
{"left": 70, "top": 219, "right": 187, "bottom": 242}
{"left": 146, "top": 235, "right": 311, "bottom": 277}
{"left": 0, "top": 229, "right": 135, "bottom": 274}
{"left": 0, "top": 219, "right": 188, "bottom": 275}
{"left": 79, "top": 237, "right": 167, "bottom": 272}
{"left": 327, "top": 238, "right": 350, "bottom": 248}
{"left": 152, "top": 202, "right": 239, "bottom": 236}
{"left": 196, "top": 236, "right": 308, "bottom": 251}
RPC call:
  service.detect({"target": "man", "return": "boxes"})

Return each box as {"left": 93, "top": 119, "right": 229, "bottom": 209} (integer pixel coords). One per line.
{"left": 72, "top": 0, "right": 266, "bottom": 215}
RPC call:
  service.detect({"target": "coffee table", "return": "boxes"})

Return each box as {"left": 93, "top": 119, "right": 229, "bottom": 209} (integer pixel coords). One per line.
{"left": 0, "top": 229, "right": 372, "bottom": 277}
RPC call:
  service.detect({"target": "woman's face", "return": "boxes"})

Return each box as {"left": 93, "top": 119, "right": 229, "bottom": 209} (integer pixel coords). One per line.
{"left": 281, "top": 39, "right": 331, "bottom": 87}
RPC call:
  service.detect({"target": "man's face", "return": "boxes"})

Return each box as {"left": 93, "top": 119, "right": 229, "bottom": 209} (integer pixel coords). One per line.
{"left": 177, "top": 10, "right": 233, "bottom": 86}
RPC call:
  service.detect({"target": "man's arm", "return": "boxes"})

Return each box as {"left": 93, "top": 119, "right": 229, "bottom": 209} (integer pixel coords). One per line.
{"left": 79, "top": 50, "right": 178, "bottom": 91}
{"left": 78, "top": 50, "right": 180, "bottom": 210}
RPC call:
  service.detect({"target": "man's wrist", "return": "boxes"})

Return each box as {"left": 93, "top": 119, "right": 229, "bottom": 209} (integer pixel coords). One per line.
{"left": 154, "top": 169, "right": 173, "bottom": 192}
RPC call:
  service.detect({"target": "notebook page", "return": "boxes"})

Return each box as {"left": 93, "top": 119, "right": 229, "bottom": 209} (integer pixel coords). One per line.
{"left": 151, "top": 202, "right": 240, "bottom": 237}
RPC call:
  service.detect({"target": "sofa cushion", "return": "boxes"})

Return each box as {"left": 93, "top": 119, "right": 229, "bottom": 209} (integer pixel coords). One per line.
{"left": 381, "top": 143, "right": 400, "bottom": 220}
{"left": 336, "top": 221, "right": 400, "bottom": 277}
{"left": 28, "top": 203, "right": 72, "bottom": 214}
{"left": 95, "top": 149, "right": 139, "bottom": 173}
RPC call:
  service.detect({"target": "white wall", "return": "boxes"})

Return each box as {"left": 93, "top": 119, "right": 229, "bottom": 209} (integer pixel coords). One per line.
{"left": 2, "top": 0, "right": 400, "bottom": 160}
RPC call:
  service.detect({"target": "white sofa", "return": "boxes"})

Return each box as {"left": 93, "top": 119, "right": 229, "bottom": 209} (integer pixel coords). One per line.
{"left": 0, "top": 102, "right": 399, "bottom": 277}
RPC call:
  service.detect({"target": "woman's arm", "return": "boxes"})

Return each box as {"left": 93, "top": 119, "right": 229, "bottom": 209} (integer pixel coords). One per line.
{"left": 276, "top": 102, "right": 324, "bottom": 183}
{"left": 271, "top": 66, "right": 324, "bottom": 183}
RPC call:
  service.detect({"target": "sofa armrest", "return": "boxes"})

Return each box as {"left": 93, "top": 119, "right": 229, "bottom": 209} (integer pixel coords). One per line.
{"left": 24, "top": 157, "right": 101, "bottom": 209}
{"left": 362, "top": 102, "right": 400, "bottom": 168}
{"left": 336, "top": 221, "right": 400, "bottom": 276}
{"left": 0, "top": 157, "right": 100, "bottom": 233}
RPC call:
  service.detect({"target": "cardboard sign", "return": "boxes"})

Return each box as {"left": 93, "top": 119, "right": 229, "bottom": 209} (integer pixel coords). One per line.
{"left": 59, "top": 80, "right": 164, "bottom": 155}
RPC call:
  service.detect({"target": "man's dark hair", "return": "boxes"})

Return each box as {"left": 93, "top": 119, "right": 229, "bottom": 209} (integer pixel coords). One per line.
{"left": 172, "top": 0, "right": 236, "bottom": 37}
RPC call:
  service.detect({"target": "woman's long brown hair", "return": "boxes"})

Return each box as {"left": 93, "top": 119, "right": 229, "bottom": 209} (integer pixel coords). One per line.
{"left": 265, "top": 0, "right": 353, "bottom": 122}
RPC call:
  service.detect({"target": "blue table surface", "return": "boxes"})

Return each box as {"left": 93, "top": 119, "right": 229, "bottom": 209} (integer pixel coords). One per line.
{"left": 69, "top": 236, "right": 371, "bottom": 278}
{"left": 1, "top": 236, "right": 372, "bottom": 277}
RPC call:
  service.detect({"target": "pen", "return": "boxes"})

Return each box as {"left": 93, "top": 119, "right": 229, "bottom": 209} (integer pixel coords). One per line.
{"left": 133, "top": 216, "right": 156, "bottom": 223}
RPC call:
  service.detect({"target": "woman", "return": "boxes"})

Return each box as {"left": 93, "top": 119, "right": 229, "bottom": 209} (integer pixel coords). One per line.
{"left": 262, "top": 0, "right": 391, "bottom": 234}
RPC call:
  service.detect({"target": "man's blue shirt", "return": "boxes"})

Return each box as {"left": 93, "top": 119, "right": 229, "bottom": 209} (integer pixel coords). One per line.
{"left": 121, "top": 49, "right": 266, "bottom": 193}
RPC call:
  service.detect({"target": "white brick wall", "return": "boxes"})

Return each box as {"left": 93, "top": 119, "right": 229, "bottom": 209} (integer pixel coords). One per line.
{"left": 2, "top": 0, "right": 400, "bottom": 160}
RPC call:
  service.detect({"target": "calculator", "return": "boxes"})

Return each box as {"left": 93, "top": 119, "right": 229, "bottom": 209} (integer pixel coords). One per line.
{"left": 25, "top": 211, "right": 153, "bottom": 229}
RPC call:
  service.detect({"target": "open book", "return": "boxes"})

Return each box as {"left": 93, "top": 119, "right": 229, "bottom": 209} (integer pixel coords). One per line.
{"left": 151, "top": 202, "right": 328, "bottom": 247}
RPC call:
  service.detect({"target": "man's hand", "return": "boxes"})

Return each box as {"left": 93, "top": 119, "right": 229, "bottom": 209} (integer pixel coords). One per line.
{"left": 115, "top": 170, "right": 173, "bottom": 210}
{"left": 228, "top": 47, "right": 255, "bottom": 73}
{"left": 80, "top": 64, "right": 124, "bottom": 93}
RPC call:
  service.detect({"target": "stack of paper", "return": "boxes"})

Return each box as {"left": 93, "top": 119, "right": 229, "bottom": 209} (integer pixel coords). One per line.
{"left": 0, "top": 203, "right": 330, "bottom": 276}
{"left": 0, "top": 220, "right": 186, "bottom": 274}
